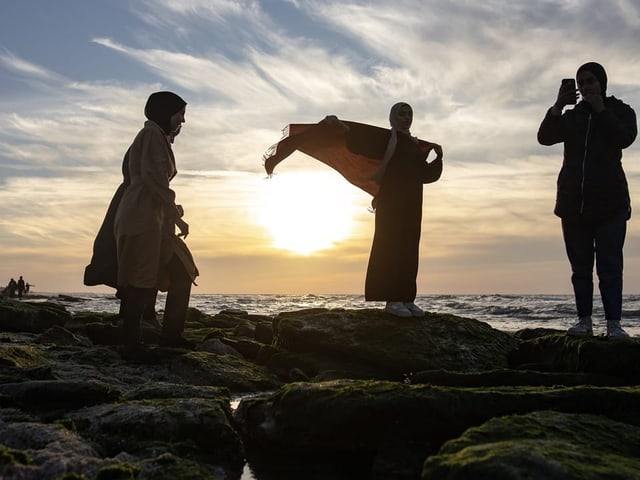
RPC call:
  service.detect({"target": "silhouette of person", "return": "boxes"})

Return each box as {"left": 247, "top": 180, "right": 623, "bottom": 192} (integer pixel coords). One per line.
{"left": 17, "top": 276, "right": 25, "bottom": 298}
{"left": 114, "top": 91, "right": 198, "bottom": 349}
{"left": 329, "top": 103, "right": 443, "bottom": 317}
{"left": 538, "top": 62, "right": 637, "bottom": 339}
{"left": 7, "top": 278, "right": 17, "bottom": 297}
{"left": 84, "top": 148, "right": 159, "bottom": 327}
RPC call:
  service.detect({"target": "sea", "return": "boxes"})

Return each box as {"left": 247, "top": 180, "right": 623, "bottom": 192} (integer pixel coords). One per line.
{"left": 40, "top": 292, "right": 640, "bottom": 338}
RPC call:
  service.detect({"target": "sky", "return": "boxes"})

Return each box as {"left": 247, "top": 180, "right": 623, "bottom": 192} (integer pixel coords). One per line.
{"left": 1, "top": 0, "right": 640, "bottom": 296}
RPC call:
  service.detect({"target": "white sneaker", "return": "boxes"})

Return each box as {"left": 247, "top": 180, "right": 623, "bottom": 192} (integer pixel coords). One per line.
{"left": 404, "top": 302, "right": 425, "bottom": 317}
{"left": 607, "top": 320, "right": 630, "bottom": 340}
{"left": 384, "top": 302, "right": 412, "bottom": 318}
{"left": 567, "top": 316, "right": 593, "bottom": 337}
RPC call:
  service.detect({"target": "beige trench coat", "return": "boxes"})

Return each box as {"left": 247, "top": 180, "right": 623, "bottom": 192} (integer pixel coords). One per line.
{"left": 114, "top": 121, "right": 198, "bottom": 290}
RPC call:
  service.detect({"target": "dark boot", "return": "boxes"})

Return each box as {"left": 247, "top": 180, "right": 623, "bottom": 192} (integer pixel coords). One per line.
{"left": 121, "top": 286, "right": 153, "bottom": 348}
{"left": 115, "top": 287, "right": 128, "bottom": 327}
{"left": 160, "top": 256, "right": 194, "bottom": 349}
{"left": 116, "top": 287, "right": 125, "bottom": 318}
{"left": 142, "top": 289, "right": 161, "bottom": 329}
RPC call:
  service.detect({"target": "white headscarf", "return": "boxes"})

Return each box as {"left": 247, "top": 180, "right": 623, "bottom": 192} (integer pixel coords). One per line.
{"left": 371, "top": 102, "right": 415, "bottom": 187}
{"left": 381, "top": 102, "right": 413, "bottom": 166}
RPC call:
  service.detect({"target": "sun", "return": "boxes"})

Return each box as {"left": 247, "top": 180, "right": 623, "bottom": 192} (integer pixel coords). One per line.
{"left": 258, "top": 170, "right": 364, "bottom": 255}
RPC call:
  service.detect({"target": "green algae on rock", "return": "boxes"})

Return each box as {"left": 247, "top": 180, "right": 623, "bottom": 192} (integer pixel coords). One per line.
{"left": 234, "top": 380, "right": 640, "bottom": 479}
{"left": 511, "top": 333, "right": 640, "bottom": 381}
{"left": 0, "top": 443, "right": 31, "bottom": 466}
{"left": 268, "top": 308, "right": 519, "bottom": 380}
{"left": 422, "top": 410, "right": 640, "bottom": 479}
{"left": 0, "top": 300, "right": 71, "bottom": 332}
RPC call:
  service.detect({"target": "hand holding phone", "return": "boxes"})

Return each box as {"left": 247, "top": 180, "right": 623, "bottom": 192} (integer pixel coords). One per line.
{"left": 558, "top": 78, "right": 578, "bottom": 106}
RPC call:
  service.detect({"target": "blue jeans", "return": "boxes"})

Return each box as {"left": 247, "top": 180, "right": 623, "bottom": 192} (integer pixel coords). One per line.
{"left": 561, "top": 211, "right": 627, "bottom": 320}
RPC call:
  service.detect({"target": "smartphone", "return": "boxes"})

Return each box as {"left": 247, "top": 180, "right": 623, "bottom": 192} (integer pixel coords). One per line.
{"left": 562, "top": 78, "right": 577, "bottom": 104}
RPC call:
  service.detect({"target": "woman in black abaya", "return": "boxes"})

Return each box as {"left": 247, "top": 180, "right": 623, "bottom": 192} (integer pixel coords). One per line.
{"left": 263, "top": 102, "right": 443, "bottom": 317}
{"left": 344, "top": 102, "right": 443, "bottom": 317}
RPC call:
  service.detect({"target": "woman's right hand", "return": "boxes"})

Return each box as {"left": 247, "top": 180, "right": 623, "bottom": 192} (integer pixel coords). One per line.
{"left": 554, "top": 81, "right": 578, "bottom": 110}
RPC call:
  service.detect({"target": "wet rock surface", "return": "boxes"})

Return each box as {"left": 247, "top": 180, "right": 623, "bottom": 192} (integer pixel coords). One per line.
{"left": 1, "top": 298, "right": 639, "bottom": 479}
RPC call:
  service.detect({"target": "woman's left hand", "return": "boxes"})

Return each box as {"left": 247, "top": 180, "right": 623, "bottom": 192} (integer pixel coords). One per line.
{"left": 176, "top": 218, "right": 189, "bottom": 239}
{"left": 583, "top": 93, "right": 605, "bottom": 113}
{"left": 323, "top": 115, "right": 350, "bottom": 133}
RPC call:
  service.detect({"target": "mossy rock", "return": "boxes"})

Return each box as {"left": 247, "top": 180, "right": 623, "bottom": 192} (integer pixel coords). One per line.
{"left": 54, "top": 474, "right": 88, "bottom": 480}
{"left": 422, "top": 410, "right": 640, "bottom": 479}
{"left": 0, "top": 443, "right": 31, "bottom": 465}
{"left": 0, "top": 344, "right": 54, "bottom": 384}
{"left": 254, "top": 321, "right": 273, "bottom": 344}
{"left": 511, "top": 333, "right": 640, "bottom": 380}
{"left": 96, "top": 463, "right": 140, "bottom": 480}
{"left": 70, "top": 311, "right": 120, "bottom": 325}
{"left": 0, "top": 379, "right": 121, "bottom": 410}
{"left": 412, "top": 368, "right": 633, "bottom": 387}
{"left": 168, "top": 351, "right": 281, "bottom": 392}
{"left": 235, "top": 380, "right": 640, "bottom": 479}
{"left": 0, "top": 344, "right": 49, "bottom": 370}
{"left": 270, "top": 309, "right": 519, "bottom": 380}
{"left": 0, "top": 300, "right": 71, "bottom": 333}
{"left": 191, "top": 310, "right": 247, "bottom": 329}
{"left": 140, "top": 452, "right": 226, "bottom": 480}
{"left": 124, "top": 383, "right": 230, "bottom": 402}
{"left": 69, "top": 397, "right": 244, "bottom": 470}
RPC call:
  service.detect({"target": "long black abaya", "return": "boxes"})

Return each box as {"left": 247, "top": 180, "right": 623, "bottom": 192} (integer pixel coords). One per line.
{"left": 346, "top": 130, "right": 442, "bottom": 301}
{"left": 262, "top": 117, "right": 442, "bottom": 301}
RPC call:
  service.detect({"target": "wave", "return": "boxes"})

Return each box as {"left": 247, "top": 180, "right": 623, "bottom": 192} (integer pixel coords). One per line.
{"left": 40, "top": 292, "right": 640, "bottom": 337}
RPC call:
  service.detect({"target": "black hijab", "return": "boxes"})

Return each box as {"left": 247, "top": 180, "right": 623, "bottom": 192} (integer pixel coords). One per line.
{"left": 144, "top": 91, "right": 187, "bottom": 135}
{"left": 577, "top": 62, "right": 608, "bottom": 96}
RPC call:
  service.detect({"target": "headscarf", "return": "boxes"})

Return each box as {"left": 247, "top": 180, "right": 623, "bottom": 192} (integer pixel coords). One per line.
{"left": 144, "top": 91, "right": 187, "bottom": 135}
{"left": 381, "top": 102, "right": 414, "bottom": 169}
{"left": 577, "top": 62, "right": 608, "bottom": 96}
{"left": 389, "top": 101, "right": 413, "bottom": 134}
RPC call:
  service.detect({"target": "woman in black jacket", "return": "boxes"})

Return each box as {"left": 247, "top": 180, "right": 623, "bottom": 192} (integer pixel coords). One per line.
{"left": 538, "top": 62, "right": 637, "bottom": 339}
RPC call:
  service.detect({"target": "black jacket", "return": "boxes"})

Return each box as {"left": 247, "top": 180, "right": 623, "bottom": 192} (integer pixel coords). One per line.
{"left": 538, "top": 96, "right": 637, "bottom": 221}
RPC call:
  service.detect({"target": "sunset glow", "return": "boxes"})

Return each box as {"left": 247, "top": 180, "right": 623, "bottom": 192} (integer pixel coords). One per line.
{"left": 258, "top": 171, "right": 364, "bottom": 255}
{"left": 1, "top": 1, "right": 640, "bottom": 294}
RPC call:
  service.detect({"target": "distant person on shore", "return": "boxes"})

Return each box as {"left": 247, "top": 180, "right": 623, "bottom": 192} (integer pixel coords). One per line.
{"left": 17, "top": 276, "right": 25, "bottom": 298}
{"left": 326, "top": 103, "right": 443, "bottom": 317}
{"left": 537, "top": 62, "right": 637, "bottom": 339}
{"left": 113, "top": 91, "right": 198, "bottom": 349}
{"left": 25, "top": 283, "right": 31, "bottom": 294}
{"left": 6, "top": 278, "right": 17, "bottom": 297}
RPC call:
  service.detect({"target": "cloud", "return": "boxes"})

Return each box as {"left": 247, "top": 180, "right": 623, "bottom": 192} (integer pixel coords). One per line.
{"left": 1, "top": 1, "right": 640, "bottom": 294}
{"left": 133, "top": 0, "right": 248, "bottom": 30}
{"left": 0, "top": 49, "right": 65, "bottom": 83}
{"left": 299, "top": 1, "right": 640, "bottom": 110}
{"left": 92, "top": 37, "right": 284, "bottom": 104}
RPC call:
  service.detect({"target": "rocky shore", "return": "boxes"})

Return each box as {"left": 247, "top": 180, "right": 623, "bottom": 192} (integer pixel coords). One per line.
{"left": 1, "top": 298, "right": 639, "bottom": 479}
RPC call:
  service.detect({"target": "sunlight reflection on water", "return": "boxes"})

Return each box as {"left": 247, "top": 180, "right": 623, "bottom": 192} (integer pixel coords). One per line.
{"left": 241, "top": 464, "right": 257, "bottom": 480}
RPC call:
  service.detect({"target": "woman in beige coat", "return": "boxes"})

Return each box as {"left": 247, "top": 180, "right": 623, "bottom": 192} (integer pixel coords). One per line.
{"left": 114, "top": 91, "right": 198, "bottom": 349}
